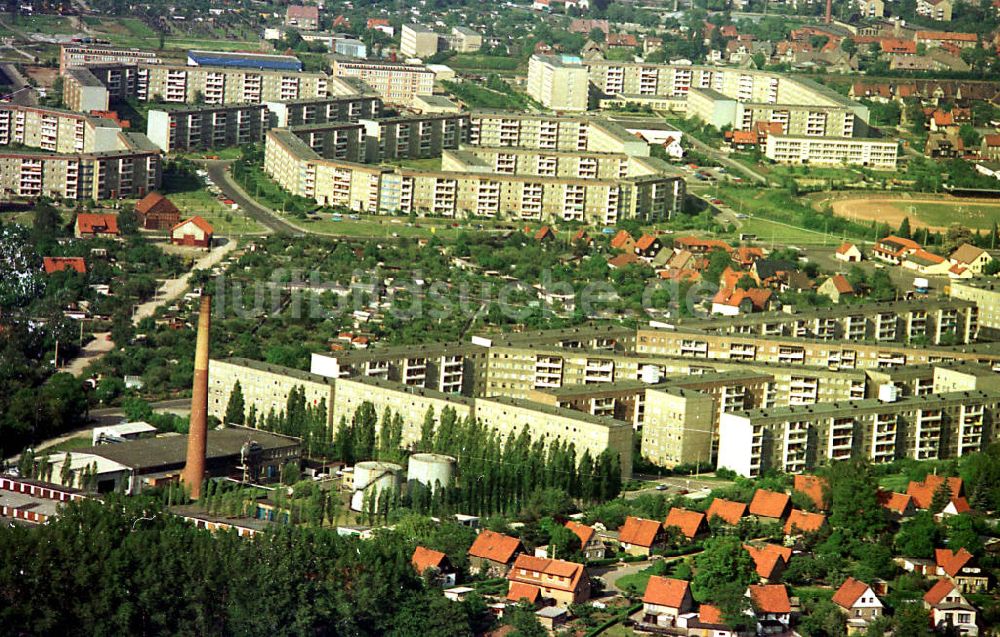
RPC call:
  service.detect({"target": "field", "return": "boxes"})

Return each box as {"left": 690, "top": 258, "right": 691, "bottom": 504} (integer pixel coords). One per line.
{"left": 166, "top": 190, "right": 267, "bottom": 236}
{"left": 818, "top": 194, "right": 1000, "bottom": 232}
{"left": 731, "top": 216, "right": 842, "bottom": 247}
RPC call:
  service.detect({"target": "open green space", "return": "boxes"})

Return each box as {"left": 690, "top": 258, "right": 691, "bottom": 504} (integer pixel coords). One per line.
{"left": 385, "top": 157, "right": 442, "bottom": 171}
{"left": 8, "top": 14, "right": 77, "bottom": 34}
{"left": 443, "top": 78, "right": 537, "bottom": 111}
{"left": 159, "top": 165, "right": 267, "bottom": 235}
{"left": 892, "top": 201, "right": 1000, "bottom": 231}
{"left": 446, "top": 54, "right": 522, "bottom": 71}
{"left": 734, "top": 216, "right": 842, "bottom": 247}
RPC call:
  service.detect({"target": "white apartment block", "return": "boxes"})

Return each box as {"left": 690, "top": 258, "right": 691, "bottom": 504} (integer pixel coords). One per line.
{"left": 764, "top": 134, "right": 898, "bottom": 169}
{"left": 528, "top": 55, "right": 590, "bottom": 112}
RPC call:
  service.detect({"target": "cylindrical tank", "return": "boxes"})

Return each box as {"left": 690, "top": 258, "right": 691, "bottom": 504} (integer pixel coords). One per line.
{"left": 350, "top": 461, "right": 402, "bottom": 511}
{"left": 407, "top": 453, "right": 456, "bottom": 492}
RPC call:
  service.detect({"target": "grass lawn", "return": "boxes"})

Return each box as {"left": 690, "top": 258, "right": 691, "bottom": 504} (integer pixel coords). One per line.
{"left": 447, "top": 54, "right": 522, "bottom": 71}
{"left": 9, "top": 14, "right": 77, "bottom": 34}
{"left": 167, "top": 190, "right": 267, "bottom": 235}
{"left": 878, "top": 473, "right": 912, "bottom": 492}
{"left": 792, "top": 586, "right": 835, "bottom": 603}
{"left": 385, "top": 157, "right": 442, "bottom": 171}
{"left": 46, "top": 436, "right": 95, "bottom": 454}
{"left": 733, "top": 217, "right": 842, "bottom": 246}
{"left": 600, "top": 625, "right": 641, "bottom": 636}
{"left": 899, "top": 201, "right": 1000, "bottom": 231}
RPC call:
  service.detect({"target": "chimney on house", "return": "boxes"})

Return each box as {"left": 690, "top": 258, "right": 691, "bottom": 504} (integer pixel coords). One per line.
{"left": 182, "top": 294, "right": 212, "bottom": 499}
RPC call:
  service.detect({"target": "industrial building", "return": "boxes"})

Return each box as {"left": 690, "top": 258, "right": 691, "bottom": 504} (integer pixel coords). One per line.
{"left": 186, "top": 50, "right": 304, "bottom": 72}
{"left": 527, "top": 55, "right": 591, "bottom": 112}
{"left": 146, "top": 103, "right": 269, "bottom": 153}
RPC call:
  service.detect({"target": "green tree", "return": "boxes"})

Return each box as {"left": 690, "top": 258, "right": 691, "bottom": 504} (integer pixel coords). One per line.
{"left": 59, "top": 452, "right": 73, "bottom": 486}
{"left": 894, "top": 511, "right": 942, "bottom": 559}
{"left": 224, "top": 381, "right": 246, "bottom": 425}
{"left": 692, "top": 535, "right": 758, "bottom": 610}
{"left": 930, "top": 478, "right": 952, "bottom": 513}
{"left": 825, "top": 460, "right": 888, "bottom": 541}
{"left": 503, "top": 603, "right": 547, "bottom": 637}
{"left": 419, "top": 406, "right": 436, "bottom": 452}
{"left": 898, "top": 216, "right": 911, "bottom": 239}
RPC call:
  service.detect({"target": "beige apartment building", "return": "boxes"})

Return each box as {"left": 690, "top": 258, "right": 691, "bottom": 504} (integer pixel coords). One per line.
{"left": 265, "top": 95, "right": 382, "bottom": 127}
{"left": 0, "top": 105, "right": 125, "bottom": 154}
{"left": 330, "top": 60, "right": 435, "bottom": 106}
{"left": 469, "top": 113, "right": 650, "bottom": 156}
{"left": 950, "top": 280, "right": 1000, "bottom": 337}
{"left": 687, "top": 87, "right": 863, "bottom": 138}
{"left": 401, "top": 24, "right": 441, "bottom": 58}
{"left": 449, "top": 27, "right": 482, "bottom": 53}
{"left": 718, "top": 390, "right": 1000, "bottom": 477}
{"left": 146, "top": 104, "right": 269, "bottom": 153}
{"left": 136, "top": 63, "right": 331, "bottom": 105}
{"left": 764, "top": 134, "right": 899, "bottom": 169}
{"left": 641, "top": 388, "right": 716, "bottom": 469}
{"left": 59, "top": 44, "right": 161, "bottom": 75}
{"left": 63, "top": 67, "right": 111, "bottom": 112}
{"left": 208, "top": 358, "right": 336, "bottom": 429}
{"left": 528, "top": 55, "right": 590, "bottom": 112}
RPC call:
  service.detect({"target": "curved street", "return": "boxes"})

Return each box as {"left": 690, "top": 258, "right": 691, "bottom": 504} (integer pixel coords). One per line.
{"left": 198, "top": 159, "right": 305, "bottom": 236}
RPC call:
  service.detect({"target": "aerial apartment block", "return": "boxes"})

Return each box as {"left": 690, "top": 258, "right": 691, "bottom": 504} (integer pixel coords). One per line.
{"left": 764, "top": 134, "right": 899, "bottom": 169}
{"left": 136, "top": 63, "right": 332, "bottom": 105}
{"left": 59, "top": 43, "right": 161, "bottom": 75}
{"left": 527, "top": 55, "right": 591, "bottom": 112}
{"left": 264, "top": 95, "right": 382, "bottom": 127}
{"left": 330, "top": 60, "right": 435, "bottom": 107}
{"left": 63, "top": 67, "right": 111, "bottom": 112}
{"left": 401, "top": 24, "right": 441, "bottom": 58}
{"left": 146, "top": 104, "right": 270, "bottom": 153}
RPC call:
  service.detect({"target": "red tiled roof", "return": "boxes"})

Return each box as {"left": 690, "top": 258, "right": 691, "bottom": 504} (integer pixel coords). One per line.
{"left": 635, "top": 234, "right": 659, "bottom": 251}
{"left": 743, "top": 544, "right": 790, "bottom": 580}
{"left": 565, "top": 521, "right": 595, "bottom": 546}
{"left": 984, "top": 134, "right": 1000, "bottom": 147}
{"left": 534, "top": 225, "right": 554, "bottom": 241}
{"left": 933, "top": 110, "right": 955, "bottom": 127}
{"left": 412, "top": 546, "right": 447, "bottom": 574}
{"left": 793, "top": 475, "right": 828, "bottom": 510}
{"left": 172, "top": 216, "right": 214, "bottom": 235}
{"left": 507, "top": 582, "right": 541, "bottom": 603}
{"left": 706, "top": 498, "right": 747, "bottom": 525}
{"left": 748, "top": 584, "right": 791, "bottom": 614}
{"left": 909, "top": 249, "right": 945, "bottom": 265}
{"left": 881, "top": 38, "right": 916, "bottom": 54}
{"left": 731, "top": 130, "right": 758, "bottom": 145}
{"left": 619, "top": 516, "right": 662, "bottom": 548}
{"left": 749, "top": 490, "right": 790, "bottom": 519}
{"left": 784, "top": 509, "right": 826, "bottom": 535}
{"left": 508, "top": 554, "right": 585, "bottom": 592}
{"left": 367, "top": 18, "right": 390, "bottom": 27}
{"left": 610, "top": 230, "right": 635, "bottom": 249}
{"left": 469, "top": 530, "right": 522, "bottom": 564}
{"left": 607, "top": 253, "right": 642, "bottom": 269}
{"left": 924, "top": 578, "right": 958, "bottom": 606}
{"left": 76, "top": 213, "right": 119, "bottom": 235}
{"left": 287, "top": 4, "right": 319, "bottom": 19}
{"left": 664, "top": 508, "right": 705, "bottom": 539}
{"left": 906, "top": 475, "right": 963, "bottom": 509}
{"left": 935, "top": 547, "right": 974, "bottom": 578}
{"left": 698, "top": 604, "right": 726, "bottom": 625}
{"left": 836, "top": 242, "right": 857, "bottom": 255}
{"left": 915, "top": 30, "right": 978, "bottom": 42}
{"left": 713, "top": 287, "right": 773, "bottom": 311}
{"left": 643, "top": 576, "right": 690, "bottom": 608}
{"left": 877, "top": 235, "right": 921, "bottom": 253}
{"left": 572, "top": 228, "right": 589, "bottom": 242}
{"left": 607, "top": 33, "right": 639, "bottom": 47}
{"left": 135, "top": 192, "right": 179, "bottom": 216}
{"left": 674, "top": 236, "right": 733, "bottom": 252}
{"left": 949, "top": 496, "right": 971, "bottom": 513}
{"left": 832, "top": 577, "right": 872, "bottom": 609}
{"left": 42, "top": 257, "right": 86, "bottom": 274}
{"left": 877, "top": 491, "right": 913, "bottom": 514}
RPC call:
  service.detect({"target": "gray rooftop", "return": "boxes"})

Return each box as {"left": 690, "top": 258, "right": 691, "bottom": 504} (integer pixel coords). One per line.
{"left": 730, "top": 389, "right": 1000, "bottom": 421}
{"left": 217, "top": 357, "right": 335, "bottom": 386}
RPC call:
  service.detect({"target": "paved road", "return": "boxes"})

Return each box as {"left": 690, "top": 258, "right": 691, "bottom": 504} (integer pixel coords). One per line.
{"left": 132, "top": 239, "right": 238, "bottom": 325}
{"left": 624, "top": 473, "right": 731, "bottom": 500}
{"left": 200, "top": 160, "right": 304, "bottom": 236}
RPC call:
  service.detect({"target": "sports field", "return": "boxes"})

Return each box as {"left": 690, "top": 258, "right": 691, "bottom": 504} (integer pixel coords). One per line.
{"left": 820, "top": 195, "right": 1000, "bottom": 232}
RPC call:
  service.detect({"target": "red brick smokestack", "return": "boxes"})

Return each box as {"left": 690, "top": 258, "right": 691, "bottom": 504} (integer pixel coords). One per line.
{"left": 182, "top": 294, "right": 212, "bottom": 499}
{"left": 825, "top": 0, "right": 832, "bottom": 24}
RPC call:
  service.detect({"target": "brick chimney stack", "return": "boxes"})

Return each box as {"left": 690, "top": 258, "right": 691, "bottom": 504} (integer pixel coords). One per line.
{"left": 182, "top": 294, "right": 212, "bottom": 499}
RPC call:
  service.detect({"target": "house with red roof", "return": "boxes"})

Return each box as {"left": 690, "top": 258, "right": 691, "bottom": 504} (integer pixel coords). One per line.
{"left": 42, "top": 257, "right": 86, "bottom": 275}
{"left": 607, "top": 33, "right": 639, "bottom": 48}
{"left": 610, "top": 229, "right": 636, "bottom": 252}
{"left": 784, "top": 509, "right": 826, "bottom": 536}
{"left": 746, "top": 584, "right": 791, "bottom": 634}
{"left": 936, "top": 548, "right": 989, "bottom": 593}
{"left": 706, "top": 498, "right": 747, "bottom": 526}
{"left": 835, "top": 242, "right": 862, "bottom": 263}
{"left": 572, "top": 228, "right": 592, "bottom": 246}
{"left": 74, "top": 213, "right": 120, "bottom": 239}
{"left": 711, "top": 287, "right": 775, "bottom": 316}
{"left": 906, "top": 475, "right": 963, "bottom": 509}
{"left": 674, "top": 236, "right": 733, "bottom": 254}
{"left": 607, "top": 252, "right": 643, "bottom": 270}
{"left": 903, "top": 248, "right": 953, "bottom": 276}
{"left": 618, "top": 516, "right": 665, "bottom": 556}
{"left": 664, "top": 508, "right": 707, "bottom": 540}
{"left": 641, "top": 576, "right": 693, "bottom": 627}
{"left": 565, "top": 520, "right": 605, "bottom": 560}
{"left": 412, "top": 546, "right": 456, "bottom": 586}
{"left": 171, "top": 216, "right": 214, "bottom": 248}
{"left": 749, "top": 490, "right": 791, "bottom": 523}
{"left": 793, "top": 475, "right": 828, "bottom": 510}
{"left": 732, "top": 246, "right": 765, "bottom": 268}
{"left": 534, "top": 225, "right": 555, "bottom": 242}
{"left": 469, "top": 529, "right": 524, "bottom": 575}
{"left": 923, "top": 579, "right": 978, "bottom": 635}
{"left": 982, "top": 134, "right": 1000, "bottom": 161}
{"left": 285, "top": 4, "right": 319, "bottom": 30}
{"left": 872, "top": 235, "right": 921, "bottom": 265}
{"left": 727, "top": 129, "right": 760, "bottom": 149}
{"left": 744, "top": 543, "right": 791, "bottom": 583}
{"left": 506, "top": 554, "right": 589, "bottom": 607}
{"left": 877, "top": 491, "right": 916, "bottom": 519}
{"left": 686, "top": 604, "right": 747, "bottom": 636}
{"left": 135, "top": 192, "right": 180, "bottom": 231}
{"left": 832, "top": 577, "right": 883, "bottom": 634}
{"left": 818, "top": 274, "right": 855, "bottom": 304}
{"left": 634, "top": 234, "right": 663, "bottom": 260}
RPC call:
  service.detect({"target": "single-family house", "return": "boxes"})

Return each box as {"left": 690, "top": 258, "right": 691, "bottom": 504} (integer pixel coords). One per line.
{"left": 749, "top": 490, "right": 791, "bottom": 523}
{"left": 634, "top": 234, "right": 663, "bottom": 260}
{"left": 832, "top": 577, "right": 884, "bottom": 635}
{"left": 903, "top": 249, "right": 953, "bottom": 276}
{"left": 818, "top": 275, "right": 856, "bottom": 303}
{"left": 907, "top": 475, "right": 963, "bottom": 509}
{"left": 171, "top": 216, "right": 214, "bottom": 248}
{"left": 506, "top": 554, "right": 590, "bottom": 607}
{"left": 924, "top": 579, "right": 978, "bottom": 636}
{"left": 784, "top": 509, "right": 826, "bottom": 536}
{"left": 744, "top": 543, "right": 792, "bottom": 583}
{"left": 42, "top": 257, "right": 86, "bottom": 275}
{"left": 706, "top": 498, "right": 747, "bottom": 526}
{"left": 872, "top": 236, "right": 921, "bottom": 265}
{"left": 642, "top": 576, "right": 694, "bottom": 627}
{"left": 936, "top": 548, "right": 990, "bottom": 593}
{"left": 877, "top": 491, "right": 916, "bottom": 519}
{"left": 793, "top": 475, "right": 829, "bottom": 510}
{"left": 565, "top": 521, "right": 606, "bottom": 560}
{"left": 711, "top": 287, "right": 775, "bottom": 316}
{"left": 75, "top": 213, "right": 120, "bottom": 239}
{"left": 618, "top": 516, "right": 665, "bottom": 556}
{"left": 664, "top": 508, "right": 708, "bottom": 541}
{"left": 950, "top": 243, "right": 994, "bottom": 275}
{"left": 469, "top": 529, "right": 524, "bottom": 575}
{"left": 747, "top": 584, "right": 792, "bottom": 634}
{"left": 610, "top": 230, "right": 637, "bottom": 253}
{"left": 534, "top": 226, "right": 555, "bottom": 242}
{"left": 135, "top": 192, "right": 180, "bottom": 231}
{"left": 412, "top": 546, "right": 457, "bottom": 586}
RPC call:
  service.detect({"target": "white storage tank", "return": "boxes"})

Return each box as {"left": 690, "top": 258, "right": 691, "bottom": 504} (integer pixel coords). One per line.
{"left": 407, "top": 453, "right": 456, "bottom": 492}
{"left": 350, "top": 461, "right": 403, "bottom": 511}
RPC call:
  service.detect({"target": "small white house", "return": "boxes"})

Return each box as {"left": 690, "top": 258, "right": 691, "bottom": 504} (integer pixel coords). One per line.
{"left": 835, "top": 242, "right": 863, "bottom": 263}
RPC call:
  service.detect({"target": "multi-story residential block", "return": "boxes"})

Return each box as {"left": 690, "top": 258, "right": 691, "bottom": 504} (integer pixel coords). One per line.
{"left": 360, "top": 114, "right": 471, "bottom": 162}
{"left": 950, "top": 279, "right": 1000, "bottom": 338}
{"left": 63, "top": 68, "right": 111, "bottom": 112}
{"left": 449, "top": 27, "right": 483, "bottom": 53}
{"left": 641, "top": 387, "right": 716, "bottom": 469}
{"left": 401, "top": 24, "right": 441, "bottom": 58}
{"left": 136, "top": 63, "right": 331, "bottom": 105}
{"left": 688, "top": 87, "right": 864, "bottom": 139}
{"left": 311, "top": 342, "right": 484, "bottom": 394}
{"left": 59, "top": 44, "right": 161, "bottom": 75}
{"left": 718, "top": 390, "right": 1000, "bottom": 477}
{"left": 0, "top": 104, "right": 124, "bottom": 154}
{"left": 146, "top": 104, "right": 269, "bottom": 153}
{"left": 265, "top": 95, "right": 382, "bottom": 127}
{"left": 208, "top": 358, "right": 335, "bottom": 429}
{"left": 330, "top": 60, "right": 435, "bottom": 106}
{"left": 916, "top": 0, "right": 953, "bottom": 21}
{"left": 764, "top": 134, "right": 899, "bottom": 169}
{"left": 469, "top": 113, "right": 650, "bottom": 156}
{"left": 77, "top": 64, "right": 142, "bottom": 105}
{"left": 527, "top": 55, "right": 590, "bottom": 112}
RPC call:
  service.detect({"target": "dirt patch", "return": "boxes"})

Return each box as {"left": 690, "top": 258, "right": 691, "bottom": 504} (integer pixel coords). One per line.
{"left": 23, "top": 65, "right": 58, "bottom": 88}
{"left": 825, "top": 195, "right": 1000, "bottom": 233}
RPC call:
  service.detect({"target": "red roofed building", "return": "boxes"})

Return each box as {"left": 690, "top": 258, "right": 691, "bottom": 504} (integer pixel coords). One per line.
{"left": 42, "top": 257, "right": 86, "bottom": 275}
{"left": 784, "top": 509, "right": 826, "bottom": 536}
{"left": 642, "top": 576, "right": 693, "bottom": 627}
{"left": 706, "top": 498, "right": 747, "bottom": 526}
{"left": 711, "top": 287, "right": 775, "bottom": 316}
{"left": 915, "top": 30, "right": 978, "bottom": 48}
{"left": 744, "top": 543, "right": 791, "bottom": 583}
{"left": 634, "top": 234, "right": 663, "bottom": 259}
{"left": 285, "top": 4, "right": 319, "bottom": 30}
{"left": 836, "top": 242, "right": 862, "bottom": 263}
{"left": 74, "top": 213, "right": 120, "bottom": 239}
{"left": 691, "top": 604, "right": 743, "bottom": 636}
{"left": 135, "top": 192, "right": 180, "bottom": 230}
{"left": 607, "top": 33, "right": 639, "bottom": 48}
{"left": 170, "top": 216, "right": 214, "bottom": 248}
{"left": 877, "top": 491, "right": 916, "bottom": 518}
{"left": 872, "top": 235, "right": 921, "bottom": 264}
{"left": 674, "top": 236, "right": 733, "bottom": 254}
{"left": 749, "top": 490, "right": 791, "bottom": 522}
{"left": 793, "top": 474, "right": 828, "bottom": 510}
{"left": 607, "top": 253, "right": 643, "bottom": 270}
{"left": 733, "top": 246, "right": 765, "bottom": 268}
{"left": 906, "top": 475, "right": 963, "bottom": 509}
{"left": 936, "top": 548, "right": 989, "bottom": 592}
{"left": 664, "top": 508, "right": 707, "bottom": 540}
{"left": 618, "top": 516, "right": 664, "bottom": 556}
{"left": 506, "top": 554, "right": 589, "bottom": 607}
{"left": 982, "top": 134, "right": 1000, "bottom": 161}
{"left": 818, "top": 274, "right": 856, "bottom": 303}
{"left": 728, "top": 129, "right": 760, "bottom": 149}
{"left": 534, "top": 225, "right": 555, "bottom": 242}
{"left": 565, "top": 521, "right": 606, "bottom": 560}
{"left": 469, "top": 529, "right": 524, "bottom": 575}
{"left": 412, "top": 546, "right": 456, "bottom": 586}
{"left": 506, "top": 581, "right": 542, "bottom": 605}
{"left": 923, "top": 579, "right": 978, "bottom": 635}
{"left": 832, "top": 577, "right": 883, "bottom": 634}
{"left": 610, "top": 229, "right": 636, "bottom": 252}
{"left": 747, "top": 584, "right": 791, "bottom": 633}
{"left": 880, "top": 38, "right": 916, "bottom": 55}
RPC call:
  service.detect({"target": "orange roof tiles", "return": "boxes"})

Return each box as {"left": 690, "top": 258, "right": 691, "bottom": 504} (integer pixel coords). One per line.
{"left": 836, "top": 242, "right": 857, "bottom": 255}
{"left": 507, "top": 582, "right": 541, "bottom": 604}
{"left": 924, "top": 578, "right": 958, "bottom": 606}
{"left": 832, "top": 577, "right": 872, "bottom": 609}
{"left": 706, "top": 498, "right": 747, "bottom": 525}
{"left": 748, "top": 584, "right": 791, "bottom": 614}
{"left": 565, "top": 521, "right": 595, "bottom": 546}
{"left": 906, "top": 475, "right": 963, "bottom": 509}
{"left": 935, "top": 547, "right": 974, "bottom": 578}
{"left": 793, "top": 475, "right": 828, "bottom": 510}
{"left": 76, "top": 213, "right": 119, "bottom": 236}
{"left": 829, "top": 274, "right": 855, "bottom": 296}
{"left": 412, "top": 546, "right": 447, "bottom": 574}
{"left": 877, "top": 491, "right": 913, "bottom": 514}
{"left": 469, "top": 530, "right": 522, "bottom": 564}
{"left": 42, "top": 257, "right": 86, "bottom": 274}
{"left": 135, "top": 192, "right": 179, "bottom": 216}
{"left": 915, "top": 30, "right": 978, "bottom": 42}
{"left": 635, "top": 234, "right": 659, "bottom": 251}
{"left": 508, "top": 554, "right": 585, "bottom": 592}
{"left": 749, "top": 490, "right": 790, "bottom": 519}
{"left": 607, "top": 253, "right": 642, "bottom": 269}
{"left": 698, "top": 604, "right": 726, "bottom": 625}
{"left": 610, "top": 230, "right": 635, "bottom": 250}
{"left": 619, "top": 516, "right": 662, "bottom": 548}
{"left": 744, "top": 544, "right": 789, "bottom": 580}
{"left": 731, "top": 130, "right": 758, "bottom": 145}
{"left": 173, "top": 216, "right": 214, "bottom": 235}
{"left": 664, "top": 508, "right": 706, "bottom": 539}
{"left": 713, "top": 287, "right": 773, "bottom": 311}
{"left": 784, "top": 509, "right": 826, "bottom": 535}
{"left": 643, "top": 576, "right": 691, "bottom": 608}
